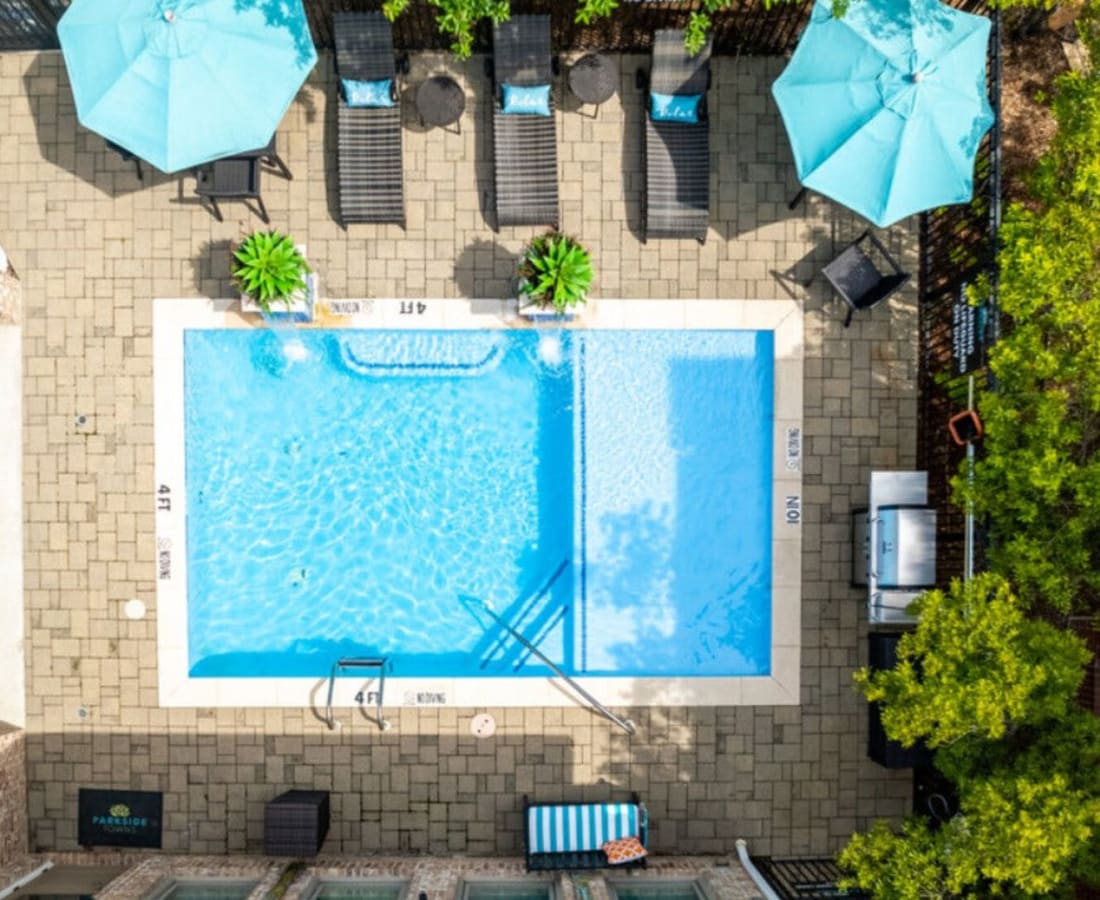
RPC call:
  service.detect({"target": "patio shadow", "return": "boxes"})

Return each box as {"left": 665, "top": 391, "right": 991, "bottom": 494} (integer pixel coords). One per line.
{"left": 472, "top": 54, "right": 496, "bottom": 232}
{"left": 22, "top": 53, "right": 174, "bottom": 198}
{"left": 454, "top": 238, "right": 519, "bottom": 299}
{"left": 192, "top": 239, "right": 235, "bottom": 299}
{"left": 618, "top": 55, "right": 646, "bottom": 244}
{"left": 320, "top": 58, "right": 346, "bottom": 230}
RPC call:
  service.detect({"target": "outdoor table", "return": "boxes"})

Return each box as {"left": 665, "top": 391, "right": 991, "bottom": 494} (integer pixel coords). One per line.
{"left": 568, "top": 53, "right": 617, "bottom": 115}
{"left": 416, "top": 75, "right": 466, "bottom": 132}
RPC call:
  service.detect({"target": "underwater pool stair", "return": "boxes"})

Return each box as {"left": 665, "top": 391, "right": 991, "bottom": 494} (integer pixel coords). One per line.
{"left": 324, "top": 656, "right": 389, "bottom": 732}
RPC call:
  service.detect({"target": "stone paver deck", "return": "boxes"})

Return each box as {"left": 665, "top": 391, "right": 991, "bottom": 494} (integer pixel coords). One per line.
{"left": 0, "top": 47, "right": 917, "bottom": 857}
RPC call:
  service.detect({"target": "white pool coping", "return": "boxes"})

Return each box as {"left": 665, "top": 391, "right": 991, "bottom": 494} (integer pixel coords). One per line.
{"left": 0, "top": 325, "right": 25, "bottom": 726}
{"left": 154, "top": 297, "right": 803, "bottom": 710}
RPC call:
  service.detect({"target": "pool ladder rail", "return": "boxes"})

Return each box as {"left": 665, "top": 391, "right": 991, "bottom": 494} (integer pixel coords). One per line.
{"left": 472, "top": 563, "right": 636, "bottom": 736}
{"left": 324, "top": 656, "right": 390, "bottom": 732}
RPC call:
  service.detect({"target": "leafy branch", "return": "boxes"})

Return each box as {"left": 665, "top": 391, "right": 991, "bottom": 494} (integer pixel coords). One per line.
{"left": 384, "top": 0, "right": 510, "bottom": 60}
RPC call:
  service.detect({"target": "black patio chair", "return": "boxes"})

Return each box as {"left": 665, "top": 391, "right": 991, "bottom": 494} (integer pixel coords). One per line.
{"left": 105, "top": 139, "right": 144, "bottom": 181}
{"left": 639, "top": 29, "right": 712, "bottom": 244}
{"left": 248, "top": 135, "right": 293, "bottom": 181}
{"left": 490, "top": 15, "right": 560, "bottom": 230}
{"left": 194, "top": 157, "right": 269, "bottom": 224}
{"left": 334, "top": 12, "right": 405, "bottom": 227}
{"left": 820, "top": 230, "right": 911, "bottom": 327}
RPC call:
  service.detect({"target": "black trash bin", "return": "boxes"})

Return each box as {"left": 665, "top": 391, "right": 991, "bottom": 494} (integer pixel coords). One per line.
{"left": 868, "top": 632, "right": 933, "bottom": 769}
{"left": 264, "top": 790, "right": 330, "bottom": 856}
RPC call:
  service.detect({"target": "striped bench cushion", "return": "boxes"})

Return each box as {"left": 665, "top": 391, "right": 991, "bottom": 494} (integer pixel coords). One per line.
{"left": 526, "top": 803, "right": 641, "bottom": 854}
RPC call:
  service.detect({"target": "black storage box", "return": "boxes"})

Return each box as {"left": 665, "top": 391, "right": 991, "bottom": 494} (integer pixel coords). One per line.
{"left": 264, "top": 790, "right": 330, "bottom": 856}
{"left": 868, "top": 632, "right": 933, "bottom": 769}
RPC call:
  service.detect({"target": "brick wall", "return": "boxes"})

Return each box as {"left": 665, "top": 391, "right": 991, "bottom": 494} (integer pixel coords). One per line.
{"left": 0, "top": 724, "right": 28, "bottom": 864}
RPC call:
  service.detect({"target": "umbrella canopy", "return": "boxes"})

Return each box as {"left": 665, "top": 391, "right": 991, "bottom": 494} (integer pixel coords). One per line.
{"left": 58, "top": 0, "right": 317, "bottom": 174}
{"left": 771, "top": 0, "right": 994, "bottom": 227}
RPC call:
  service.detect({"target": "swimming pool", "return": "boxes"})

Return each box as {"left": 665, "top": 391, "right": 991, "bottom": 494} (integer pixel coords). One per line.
{"left": 155, "top": 298, "right": 803, "bottom": 708}
{"left": 183, "top": 327, "right": 771, "bottom": 678}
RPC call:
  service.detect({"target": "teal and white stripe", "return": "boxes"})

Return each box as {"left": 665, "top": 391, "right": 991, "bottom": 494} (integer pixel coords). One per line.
{"left": 526, "top": 803, "right": 639, "bottom": 853}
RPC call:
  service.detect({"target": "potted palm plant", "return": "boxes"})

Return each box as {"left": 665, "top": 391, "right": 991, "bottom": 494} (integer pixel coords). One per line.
{"left": 517, "top": 232, "right": 593, "bottom": 318}
{"left": 233, "top": 230, "right": 314, "bottom": 319}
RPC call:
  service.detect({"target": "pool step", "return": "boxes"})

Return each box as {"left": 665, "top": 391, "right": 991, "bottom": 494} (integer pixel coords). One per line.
{"left": 334, "top": 332, "right": 505, "bottom": 377}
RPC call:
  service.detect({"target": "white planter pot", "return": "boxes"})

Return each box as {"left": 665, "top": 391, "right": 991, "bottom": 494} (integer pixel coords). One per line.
{"left": 240, "top": 272, "right": 317, "bottom": 323}
{"left": 517, "top": 297, "right": 580, "bottom": 322}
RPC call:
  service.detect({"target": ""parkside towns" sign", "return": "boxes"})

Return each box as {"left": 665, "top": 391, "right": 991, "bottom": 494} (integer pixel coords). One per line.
{"left": 78, "top": 788, "right": 163, "bottom": 848}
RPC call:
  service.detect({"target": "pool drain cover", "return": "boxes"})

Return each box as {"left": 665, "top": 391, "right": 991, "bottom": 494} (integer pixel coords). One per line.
{"left": 124, "top": 599, "right": 146, "bottom": 620}
{"left": 470, "top": 713, "right": 496, "bottom": 738}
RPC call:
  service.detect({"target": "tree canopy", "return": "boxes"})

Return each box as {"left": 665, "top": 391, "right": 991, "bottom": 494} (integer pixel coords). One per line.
{"left": 843, "top": 579, "right": 1100, "bottom": 898}
{"left": 855, "top": 574, "right": 1088, "bottom": 747}
{"left": 956, "top": 13, "right": 1100, "bottom": 614}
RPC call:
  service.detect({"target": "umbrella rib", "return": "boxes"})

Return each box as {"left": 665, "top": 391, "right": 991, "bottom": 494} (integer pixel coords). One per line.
{"left": 798, "top": 106, "right": 889, "bottom": 183}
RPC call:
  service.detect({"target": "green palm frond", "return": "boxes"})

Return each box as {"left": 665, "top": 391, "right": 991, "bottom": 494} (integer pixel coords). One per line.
{"left": 518, "top": 232, "right": 594, "bottom": 314}
{"left": 231, "top": 230, "right": 311, "bottom": 313}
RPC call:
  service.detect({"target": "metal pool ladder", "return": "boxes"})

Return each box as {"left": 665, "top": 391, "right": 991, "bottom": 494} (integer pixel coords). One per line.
{"left": 325, "top": 656, "right": 390, "bottom": 732}
{"left": 476, "top": 587, "right": 636, "bottom": 736}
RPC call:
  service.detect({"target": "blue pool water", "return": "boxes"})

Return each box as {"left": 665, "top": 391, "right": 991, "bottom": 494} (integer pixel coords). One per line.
{"left": 183, "top": 328, "right": 773, "bottom": 678}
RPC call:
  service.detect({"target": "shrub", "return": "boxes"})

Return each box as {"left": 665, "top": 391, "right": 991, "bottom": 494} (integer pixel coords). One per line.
{"left": 382, "top": 0, "right": 508, "bottom": 60}
{"left": 231, "top": 231, "right": 310, "bottom": 314}
{"left": 854, "top": 574, "right": 1089, "bottom": 748}
{"left": 517, "top": 232, "right": 593, "bottom": 315}
{"left": 955, "top": 18, "right": 1100, "bottom": 613}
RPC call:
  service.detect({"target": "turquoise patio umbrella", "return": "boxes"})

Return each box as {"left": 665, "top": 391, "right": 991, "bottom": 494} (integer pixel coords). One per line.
{"left": 771, "top": 0, "right": 994, "bottom": 228}
{"left": 58, "top": 0, "right": 317, "bottom": 174}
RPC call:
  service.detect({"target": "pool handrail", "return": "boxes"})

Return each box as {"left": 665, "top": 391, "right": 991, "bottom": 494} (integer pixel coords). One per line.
{"left": 324, "top": 656, "right": 389, "bottom": 731}
{"left": 476, "top": 594, "right": 636, "bottom": 736}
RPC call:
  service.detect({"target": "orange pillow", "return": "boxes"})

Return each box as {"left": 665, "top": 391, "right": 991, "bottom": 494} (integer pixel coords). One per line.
{"left": 602, "top": 835, "right": 648, "bottom": 865}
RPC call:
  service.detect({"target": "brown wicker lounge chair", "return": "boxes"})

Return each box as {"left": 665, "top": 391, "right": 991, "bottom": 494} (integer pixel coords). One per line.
{"left": 334, "top": 12, "right": 405, "bottom": 227}
{"left": 640, "top": 30, "right": 712, "bottom": 243}
{"left": 490, "top": 16, "right": 560, "bottom": 230}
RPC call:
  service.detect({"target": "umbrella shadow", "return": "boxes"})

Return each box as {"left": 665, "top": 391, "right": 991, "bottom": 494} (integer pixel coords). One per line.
{"left": 22, "top": 54, "right": 172, "bottom": 197}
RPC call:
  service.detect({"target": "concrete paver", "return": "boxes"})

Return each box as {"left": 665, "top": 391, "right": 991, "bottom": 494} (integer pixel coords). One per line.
{"left": 0, "top": 47, "right": 917, "bottom": 856}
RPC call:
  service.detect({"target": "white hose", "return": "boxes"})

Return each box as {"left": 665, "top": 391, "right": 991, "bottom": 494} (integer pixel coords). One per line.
{"left": 735, "top": 839, "right": 783, "bottom": 900}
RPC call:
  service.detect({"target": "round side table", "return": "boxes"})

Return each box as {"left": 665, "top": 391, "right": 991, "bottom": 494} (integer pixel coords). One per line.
{"left": 416, "top": 75, "right": 466, "bottom": 132}
{"left": 568, "top": 53, "right": 617, "bottom": 115}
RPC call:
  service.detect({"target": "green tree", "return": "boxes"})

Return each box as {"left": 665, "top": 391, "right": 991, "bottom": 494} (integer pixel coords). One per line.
{"left": 845, "top": 570, "right": 1100, "bottom": 897}
{"left": 957, "top": 14, "right": 1100, "bottom": 614}
{"left": 576, "top": 0, "right": 1066, "bottom": 54}
{"left": 838, "top": 819, "right": 950, "bottom": 900}
{"left": 574, "top": 0, "right": 769, "bottom": 53}
{"left": 383, "top": 0, "right": 509, "bottom": 60}
{"left": 840, "top": 711, "right": 1100, "bottom": 898}
{"left": 854, "top": 574, "right": 1089, "bottom": 747}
